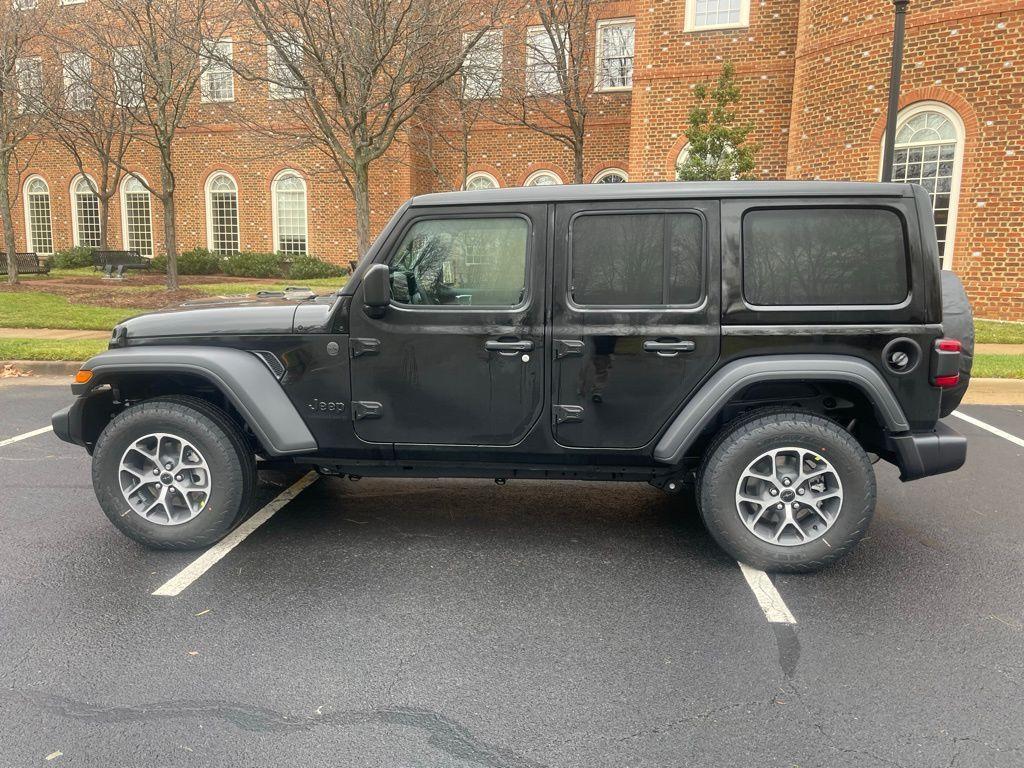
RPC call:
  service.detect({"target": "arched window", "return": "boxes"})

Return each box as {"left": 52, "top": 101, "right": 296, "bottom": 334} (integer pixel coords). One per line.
{"left": 121, "top": 176, "right": 153, "bottom": 256}
{"left": 23, "top": 176, "right": 53, "bottom": 255}
{"left": 524, "top": 170, "right": 562, "bottom": 187}
{"left": 464, "top": 171, "right": 500, "bottom": 191}
{"left": 272, "top": 170, "right": 307, "bottom": 255}
{"left": 593, "top": 168, "right": 628, "bottom": 184}
{"left": 71, "top": 175, "right": 101, "bottom": 248}
{"left": 205, "top": 172, "right": 239, "bottom": 254}
{"left": 888, "top": 102, "right": 964, "bottom": 267}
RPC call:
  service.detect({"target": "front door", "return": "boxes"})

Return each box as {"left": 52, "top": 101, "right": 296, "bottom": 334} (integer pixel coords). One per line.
{"left": 348, "top": 205, "right": 546, "bottom": 447}
{"left": 551, "top": 200, "right": 720, "bottom": 449}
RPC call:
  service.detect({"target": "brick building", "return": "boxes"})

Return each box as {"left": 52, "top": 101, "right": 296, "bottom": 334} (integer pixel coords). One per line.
{"left": 8, "top": 0, "right": 1023, "bottom": 319}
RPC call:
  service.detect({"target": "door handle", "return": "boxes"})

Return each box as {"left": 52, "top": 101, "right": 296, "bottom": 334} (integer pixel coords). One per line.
{"left": 485, "top": 339, "right": 534, "bottom": 354}
{"left": 643, "top": 339, "right": 696, "bottom": 357}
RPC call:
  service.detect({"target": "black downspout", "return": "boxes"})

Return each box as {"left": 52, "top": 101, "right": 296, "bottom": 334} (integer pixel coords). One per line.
{"left": 881, "top": 0, "right": 911, "bottom": 182}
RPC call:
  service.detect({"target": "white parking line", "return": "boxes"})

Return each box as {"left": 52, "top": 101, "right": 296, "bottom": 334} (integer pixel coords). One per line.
{"left": 952, "top": 410, "right": 1024, "bottom": 449}
{"left": 738, "top": 562, "right": 796, "bottom": 625}
{"left": 0, "top": 425, "right": 53, "bottom": 448}
{"left": 152, "top": 471, "right": 320, "bottom": 597}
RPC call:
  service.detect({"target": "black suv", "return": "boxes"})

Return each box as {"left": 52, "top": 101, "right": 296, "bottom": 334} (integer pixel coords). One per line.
{"left": 52, "top": 182, "right": 974, "bottom": 572}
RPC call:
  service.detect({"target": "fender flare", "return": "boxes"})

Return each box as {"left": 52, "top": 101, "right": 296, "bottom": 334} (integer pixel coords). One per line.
{"left": 72, "top": 346, "right": 317, "bottom": 456}
{"left": 653, "top": 354, "right": 910, "bottom": 465}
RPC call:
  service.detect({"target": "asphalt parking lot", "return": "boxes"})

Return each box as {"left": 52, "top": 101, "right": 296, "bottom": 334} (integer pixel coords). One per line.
{"left": 1, "top": 379, "right": 1022, "bottom": 767}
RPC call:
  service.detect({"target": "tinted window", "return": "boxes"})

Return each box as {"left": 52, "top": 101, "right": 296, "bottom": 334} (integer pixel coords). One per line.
{"left": 743, "top": 208, "right": 909, "bottom": 306}
{"left": 388, "top": 217, "right": 528, "bottom": 307}
{"left": 571, "top": 212, "right": 703, "bottom": 306}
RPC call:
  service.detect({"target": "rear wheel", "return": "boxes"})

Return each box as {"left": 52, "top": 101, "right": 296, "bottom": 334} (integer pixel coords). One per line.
{"left": 92, "top": 398, "right": 255, "bottom": 549}
{"left": 696, "top": 410, "right": 876, "bottom": 572}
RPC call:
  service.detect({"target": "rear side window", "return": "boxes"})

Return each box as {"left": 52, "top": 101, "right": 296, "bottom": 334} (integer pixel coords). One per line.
{"left": 742, "top": 208, "right": 909, "bottom": 306}
{"left": 570, "top": 212, "right": 703, "bottom": 306}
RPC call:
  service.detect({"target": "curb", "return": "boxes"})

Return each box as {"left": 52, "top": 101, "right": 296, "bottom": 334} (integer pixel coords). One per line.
{"left": 2, "top": 360, "right": 81, "bottom": 377}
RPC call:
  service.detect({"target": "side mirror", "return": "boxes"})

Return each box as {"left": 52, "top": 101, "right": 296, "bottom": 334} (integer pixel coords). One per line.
{"left": 362, "top": 263, "right": 391, "bottom": 317}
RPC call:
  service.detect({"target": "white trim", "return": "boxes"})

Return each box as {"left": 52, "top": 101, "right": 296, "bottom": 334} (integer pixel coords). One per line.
{"left": 879, "top": 100, "right": 965, "bottom": 271}
{"left": 22, "top": 175, "right": 52, "bottom": 255}
{"left": 119, "top": 173, "right": 153, "bottom": 256}
{"left": 592, "top": 167, "right": 628, "bottom": 183}
{"left": 464, "top": 171, "right": 500, "bottom": 190}
{"left": 524, "top": 169, "right": 563, "bottom": 186}
{"left": 204, "top": 171, "right": 240, "bottom": 253}
{"left": 59, "top": 0, "right": 86, "bottom": 6}
{"left": 271, "top": 169, "right": 308, "bottom": 254}
{"left": 684, "top": 0, "right": 750, "bottom": 31}
{"left": 594, "top": 18, "right": 635, "bottom": 92}
{"left": 69, "top": 173, "right": 100, "bottom": 248}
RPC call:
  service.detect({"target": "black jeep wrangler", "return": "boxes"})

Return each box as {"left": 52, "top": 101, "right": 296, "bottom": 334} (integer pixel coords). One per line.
{"left": 52, "top": 182, "right": 973, "bottom": 572}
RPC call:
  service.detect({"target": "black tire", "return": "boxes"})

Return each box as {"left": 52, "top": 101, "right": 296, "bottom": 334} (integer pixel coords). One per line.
{"left": 939, "top": 271, "right": 975, "bottom": 417}
{"left": 696, "top": 409, "right": 876, "bottom": 573}
{"left": 92, "top": 397, "right": 256, "bottom": 550}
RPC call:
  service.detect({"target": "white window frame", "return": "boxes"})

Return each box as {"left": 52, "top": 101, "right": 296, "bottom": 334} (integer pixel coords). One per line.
{"left": 464, "top": 171, "right": 500, "bottom": 190}
{"left": 22, "top": 175, "right": 53, "bottom": 255}
{"left": 267, "top": 32, "right": 303, "bottom": 100}
{"left": 462, "top": 29, "right": 503, "bottom": 100}
{"left": 200, "top": 39, "right": 234, "bottom": 103}
{"left": 120, "top": 174, "right": 154, "bottom": 257}
{"left": 684, "top": 0, "right": 750, "bottom": 32}
{"left": 12, "top": 0, "right": 38, "bottom": 10}
{"left": 70, "top": 174, "right": 101, "bottom": 248}
{"left": 594, "top": 18, "right": 634, "bottom": 92}
{"left": 592, "top": 168, "right": 628, "bottom": 183}
{"left": 59, "top": 0, "right": 86, "bottom": 6}
{"left": 205, "top": 171, "right": 240, "bottom": 253}
{"left": 15, "top": 57, "right": 43, "bottom": 114}
{"left": 879, "top": 101, "right": 965, "bottom": 271}
{"left": 524, "top": 169, "right": 563, "bottom": 186}
{"left": 113, "top": 46, "right": 144, "bottom": 108}
{"left": 271, "top": 169, "right": 308, "bottom": 255}
{"left": 526, "top": 24, "right": 567, "bottom": 96}
{"left": 62, "top": 52, "right": 93, "bottom": 111}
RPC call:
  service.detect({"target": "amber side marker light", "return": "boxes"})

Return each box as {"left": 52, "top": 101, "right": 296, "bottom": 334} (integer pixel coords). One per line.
{"left": 74, "top": 370, "right": 93, "bottom": 384}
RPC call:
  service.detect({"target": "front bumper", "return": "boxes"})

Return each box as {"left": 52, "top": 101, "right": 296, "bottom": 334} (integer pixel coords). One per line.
{"left": 50, "top": 387, "right": 114, "bottom": 453}
{"left": 889, "top": 420, "right": 967, "bottom": 481}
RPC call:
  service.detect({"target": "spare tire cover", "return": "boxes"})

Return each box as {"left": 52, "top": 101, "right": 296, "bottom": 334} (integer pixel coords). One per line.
{"left": 939, "top": 270, "right": 975, "bottom": 417}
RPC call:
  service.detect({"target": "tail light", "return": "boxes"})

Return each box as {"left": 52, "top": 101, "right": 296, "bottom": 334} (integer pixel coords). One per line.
{"left": 931, "top": 338, "right": 961, "bottom": 389}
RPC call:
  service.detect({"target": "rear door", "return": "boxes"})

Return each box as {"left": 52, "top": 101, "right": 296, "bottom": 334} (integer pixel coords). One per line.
{"left": 551, "top": 200, "right": 720, "bottom": 449}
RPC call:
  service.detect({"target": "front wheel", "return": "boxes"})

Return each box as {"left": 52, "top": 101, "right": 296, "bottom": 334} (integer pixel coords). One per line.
{"left": 92, "top": 397, "right": 255, "bottom": 549}
{"left": 696, "top": 410, "right": 876, "bottom": 573}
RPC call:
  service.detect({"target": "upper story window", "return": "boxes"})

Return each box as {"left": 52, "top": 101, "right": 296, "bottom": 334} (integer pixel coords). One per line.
{"left": 685, "top": 0, "right": 750, "bottom": 31}
{"left": 593, "top": 168, "right": 628, "bottom": 183}
{"left": 200, "top": 39, "right": 234, "bottom": 103}
{"left": 525, "top": 169, "right": 562, "bottom": 186}
{"left": 462, "top": 30, "right": 502, "bottom": 100}
{"left": 63, "top": 52, "right": 93, "bottom": 111}
{"left": 12, "top": 0, "right": 37, "bottom": 10}
{"left": 272, "top": 170, "right": 307, "bottom": 255}
{"left": 465, "top": 171, "right": 500, "bottom": 190}
{"left": 23, "top": 176, "right": 53, "bottom": 255}
{"left": 121, "top": 176, "right": 153, "bottom": 256}
{"left": 268, "top": 33, "right": 303, "bottom": 100}
{"left": 113, "top": 46, "right": 144, "bottom": 108}
{"left": 595, "top": 19, "right": 634, "bottom": 91}
{"left": 205, "top": 172, "right": 240, "bottom": 254}
{"left": 72, "top": 175, "right": 101, "bottom": 248}
{"left": 526, "top": 25, "right": 566, "bottom": 95}
{"left": 888, "top": 102, "right": 964, "bottom": 268}
{"left": 15, "top": 58, "right": 43, "bottom": 114}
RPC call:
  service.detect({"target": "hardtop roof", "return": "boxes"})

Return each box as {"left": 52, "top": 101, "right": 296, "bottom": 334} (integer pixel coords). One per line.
{"left": 410, "top": 180, "right": 915, "bottom": 207}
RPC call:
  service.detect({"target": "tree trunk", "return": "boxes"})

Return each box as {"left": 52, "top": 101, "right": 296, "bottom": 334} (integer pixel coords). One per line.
{"left": 353, "top": 161, "right": 372, "bottom": 256}
{"left": 572, "top": 144, "right": 585, "bottom": 184}
{"left": 160, "top": 162, "right": 179, "bottom": 290}
{"left": 98, "top": 194, "right": 111, "bottom": 250}
{"left": 0, "top": 161, "right": 19, "bottom": 285}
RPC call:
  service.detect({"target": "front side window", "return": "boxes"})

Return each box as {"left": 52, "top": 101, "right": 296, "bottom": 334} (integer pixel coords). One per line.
{"left": 72, "top": 176, "right": 101, "bottom": 248}
{"left": 206, "top": 173, "right": 239, "bottom": 254}
{"left": 596, "top": 20, "right": 634, "bottom": 90}
{"left": 462, "top": 30, "right": 502, "bottom": 99}
{"left": 24, "top": 177, "right": 53, "bottom": 255}
{"left": 387, "top": 218, "right": 528, "bottom": 307}
{"left": 268, "top": 33, "right": 303, "bottom": 99}
{"left": 571, "top": 212, "right": 704, "bottom": 306}
{"left": 122, "top": 177, "right": 153, "bottom": 256}
{"left": 742, "top": 208, "right": 908, "bottom": 306}
{"left": 113, "top": 46, "right": 145, "bottom": 108}
{"left": 201, "top": 39, "right": 234, "bottom": 103}
{"left": 15, "top": 58, "right": 43, "bottom": 114}
{"left": 273, "top": 171, "right": 307, "bottom": 255}
{"left": 526, "top": 25, "right": 566, "bottom": 95}
{"left": 686, "top": 0, "right": 750, "bottom": 30}
{"left": 63, "top": 52, "right": 93, "bottom": 111}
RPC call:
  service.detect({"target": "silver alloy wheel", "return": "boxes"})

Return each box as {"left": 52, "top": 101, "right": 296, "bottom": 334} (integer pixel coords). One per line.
{"left": 734, "top": 447, "right": 844, "bottom": 546}
{"left": 118, "top": 432, "right": 212, "bottom": 526}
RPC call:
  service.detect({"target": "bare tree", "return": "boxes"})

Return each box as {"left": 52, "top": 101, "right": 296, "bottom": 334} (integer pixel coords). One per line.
{"left": 0, "top": 0, "right": 48, "bottom": 284}
{"left": 234, "top": 0, "right": 505, "bottom": 255}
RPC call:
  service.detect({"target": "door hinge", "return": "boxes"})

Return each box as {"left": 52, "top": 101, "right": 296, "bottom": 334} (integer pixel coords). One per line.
{"left": 553, "top": 404, "right": 584, "bottom": 424}
{"left": 352, "top": 401, "right": 383, "bottom": 420}
{"left": 553, "top": 339, "right": 585, "bottom": 359}
{"left": 351, "top": 338, "right": 381, "bottom": 358}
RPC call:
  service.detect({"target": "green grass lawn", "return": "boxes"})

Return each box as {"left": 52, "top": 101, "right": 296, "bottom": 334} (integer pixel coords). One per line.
{"left": 0, "top": 292, "right": 135, "bottom": 330}
{"left": 973, "top": 353, "right": 1024, "bottom": 380}
{"left": 0, "top": 338, "right": 107, "bottom": 361}
{"left": 975, "top": 319, "right": 1024, "bottom": 345}
{"left": 191, "top": 277, "right": 347, "bottom": 296}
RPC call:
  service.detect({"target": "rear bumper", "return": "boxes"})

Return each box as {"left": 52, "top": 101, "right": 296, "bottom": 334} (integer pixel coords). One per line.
{"left": 889, "top": 420, "right": 967, "bottom": 481}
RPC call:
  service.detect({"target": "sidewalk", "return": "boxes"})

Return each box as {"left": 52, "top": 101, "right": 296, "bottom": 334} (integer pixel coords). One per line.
{"left": 0, "top": 328, "right": 109, "bottom": 340}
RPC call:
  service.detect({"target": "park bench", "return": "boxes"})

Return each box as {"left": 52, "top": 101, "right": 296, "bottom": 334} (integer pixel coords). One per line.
{"left": 0, "top": 252, "right": 49, "bottom": 276}
{"left": 92, "top": 250, "right": 151, "bottom": 279}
